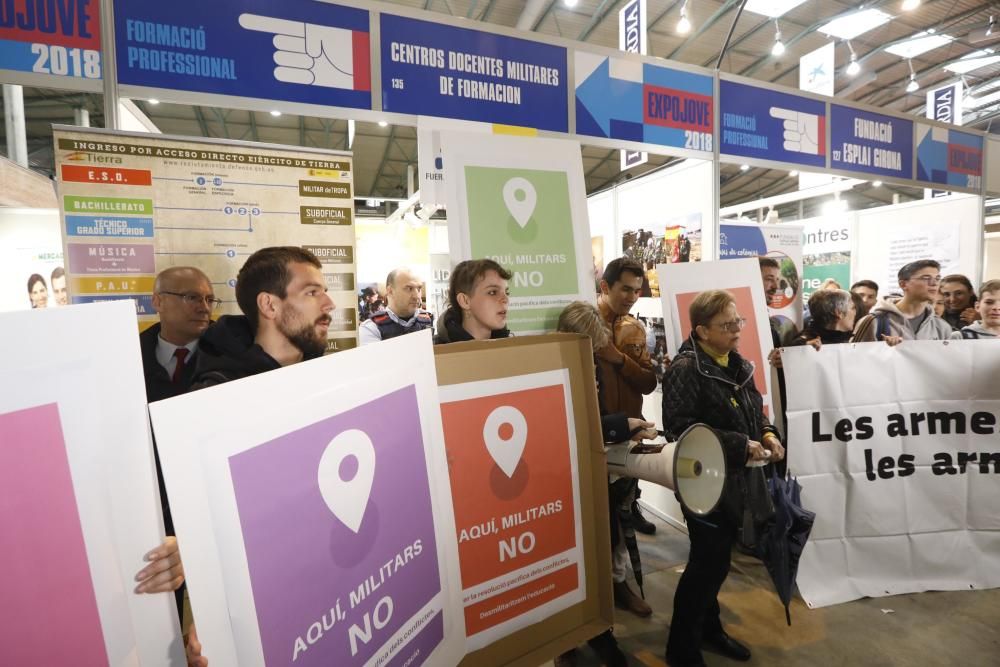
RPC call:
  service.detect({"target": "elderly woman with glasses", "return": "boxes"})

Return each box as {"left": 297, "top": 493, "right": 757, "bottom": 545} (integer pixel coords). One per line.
{"left": 661, "top": 289, "right": 783, "bottom": 667}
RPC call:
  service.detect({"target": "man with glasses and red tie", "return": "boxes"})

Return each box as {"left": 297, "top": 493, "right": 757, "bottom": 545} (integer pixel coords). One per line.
{"left": 852, "top": 259, "right": 953, "bottom": 344}
{"left": 140, "top": 267, "right": 219, "bottom": 402}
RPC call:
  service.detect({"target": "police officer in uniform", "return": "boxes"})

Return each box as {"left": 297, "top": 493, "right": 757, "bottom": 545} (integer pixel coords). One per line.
{"left": 359, "top": 267, "right": 434, "bottom": 344}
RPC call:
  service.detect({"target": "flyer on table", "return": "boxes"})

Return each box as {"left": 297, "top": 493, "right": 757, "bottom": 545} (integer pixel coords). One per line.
{"left": 442, "top": 132, "right": 595, "bottom": 334}
{"left": 149, "top": 331, "right": 465, "bottom": 667}
{"left": 439, "top": 370, "right": 585, "bottom": 650}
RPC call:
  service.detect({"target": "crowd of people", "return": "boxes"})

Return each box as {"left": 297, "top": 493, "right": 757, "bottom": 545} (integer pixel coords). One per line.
{"left": 124, "top": 246, "right": 997, "bottom": 667}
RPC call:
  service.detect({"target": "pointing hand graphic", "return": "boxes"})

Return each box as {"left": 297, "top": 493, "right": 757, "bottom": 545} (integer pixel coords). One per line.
{"left": 239, "top": 14, "right": 356, "bottom": 89}
{"left": 769, "top": 107, "right": 820, "bottom": 155}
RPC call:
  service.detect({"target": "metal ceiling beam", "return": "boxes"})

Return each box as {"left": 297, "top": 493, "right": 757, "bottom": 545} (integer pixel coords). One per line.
{"left": 517, "top": 0, "right": 556, "bottom": 32}
{"left": 372, "top": 125, "right": 399, "bottom": 196}
{"left": 577, "top": 0, "right": 623, "bottom": 42}
{"left": 667, "top": 0, "right": 740, "bottom": 60}
{"left": 210, "top": 108, "right": 230, "bottom": 138}
{"left": 193, "top": 106, "right": 210, "bottom": 137}
{"left": 249, "top": 111, "right": 259, "bottom": 142}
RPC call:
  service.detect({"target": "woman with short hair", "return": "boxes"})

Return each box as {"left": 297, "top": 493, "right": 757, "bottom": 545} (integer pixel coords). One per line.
{"left": 662, "top": 289, "right": 784, "bottom": 667}
{"left": 793, "top": 289, "right": 856, "bottom": 348}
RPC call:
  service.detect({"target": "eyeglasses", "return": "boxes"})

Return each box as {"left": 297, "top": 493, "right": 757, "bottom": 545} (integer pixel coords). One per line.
{"left": 713, "top": 318, "right": 747, "bottom": 333}
{"left": 912, "top": 276, "right": 942, "bottom": 285}
{"left": 159, "top": 290, "right": 222, "bottom": 309}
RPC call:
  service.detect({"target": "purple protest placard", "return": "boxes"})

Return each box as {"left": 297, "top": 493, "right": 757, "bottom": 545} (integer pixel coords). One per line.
{"left": 228, "top": 384, "right": 443, "bottom": 666}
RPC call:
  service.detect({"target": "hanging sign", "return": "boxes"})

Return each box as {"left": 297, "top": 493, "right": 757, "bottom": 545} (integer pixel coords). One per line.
{"left": 720, "top": 80, "right": 826, "bottom": 168}
{"left": 0, "top": 0, "right": 102, "bottom": 85}
{"left": 830, "top": 105, "right": 913, "bottom": 180}
{"left": 380, "top": 13, "right": 568, "bottom": 132}
{"left": 113, "top": 0, "right": 371, "bottom": 110}
{"left": 915, "top": 123, "right": 983, "bottom": 191}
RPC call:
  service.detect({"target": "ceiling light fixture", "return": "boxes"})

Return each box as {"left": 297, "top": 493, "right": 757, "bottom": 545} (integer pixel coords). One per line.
{"left": 740, "top": 164, "right": 751, "bottom": 171}
{"left": 677, "top": 1, "right": 692, "bottom": 34}
{"left": 873, "top": 180, "right": 883, "bottom": 187}
{"left": 988, "top": 15, "right": 995, "bottom": 37}
{"left": 148, "top": 98, "right": 160, "bottom": 105}
{"left": 772, "top": 21, "right": 786, "bottom": 56}
{"left": 269, "top": 110, "right": 282, "bottom": 116}
{"left": 378, "top": 120, "right": 388, "bottom": 127}
{"left": 901, "top": 0, "right": 920, "bottom": 11}
{"left": 846, "top": 41, "right": 860, "bottom": 75}
{"left": 564, "top": 0, "right": 579, "bottom": 8}
{"left": 789, "top": 170, "right": 799, "bottom": 177}
{"left": 905, "top": 59, "right": 919, "bottom": 93}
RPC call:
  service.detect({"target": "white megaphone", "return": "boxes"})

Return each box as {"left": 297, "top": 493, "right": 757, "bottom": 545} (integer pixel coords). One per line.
{"left": 605, "top": 423, "right": 727, "bottom": 516}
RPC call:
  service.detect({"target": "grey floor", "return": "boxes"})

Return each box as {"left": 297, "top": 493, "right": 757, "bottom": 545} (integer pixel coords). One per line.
{"left": 560, "top": 512, "right": 1000, "bottom": 667}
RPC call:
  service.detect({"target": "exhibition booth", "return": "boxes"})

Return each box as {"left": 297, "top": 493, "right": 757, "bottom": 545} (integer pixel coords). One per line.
{"left": 3, "top": 0, "right": 1000, "bottom": 665}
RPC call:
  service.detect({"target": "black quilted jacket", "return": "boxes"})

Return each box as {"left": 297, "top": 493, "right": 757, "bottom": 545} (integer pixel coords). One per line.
{"left": 661, "top": 336, "right": 779, "bottom": 519}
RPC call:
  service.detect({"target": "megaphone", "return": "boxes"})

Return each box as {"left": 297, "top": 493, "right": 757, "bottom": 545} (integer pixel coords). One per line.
{"left": 605, "top": 423, "right": 727, "bottom": 516}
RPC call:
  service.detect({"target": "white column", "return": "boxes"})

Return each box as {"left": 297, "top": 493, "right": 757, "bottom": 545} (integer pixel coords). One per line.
{"left": 2, "top": 84, "right": 28, "bottom": 168}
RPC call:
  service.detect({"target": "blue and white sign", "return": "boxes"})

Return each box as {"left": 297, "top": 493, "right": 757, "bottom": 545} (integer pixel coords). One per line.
{"left": 576, "top": 54, "right": 713, "bottom": 154}
{"left": 720, "top": 80, "right": 826, "bottom": 168}
{"left": 113, "top": 0, "right": 371, "bottom": 110}
{"left": 380, "top": 14, "right": 568, "bottom": 132}
{"left": 915, "top": 123, "right": 983, "bottom": 191}
{"left": 830, "top": 105, "right": 912, "bottom": 179}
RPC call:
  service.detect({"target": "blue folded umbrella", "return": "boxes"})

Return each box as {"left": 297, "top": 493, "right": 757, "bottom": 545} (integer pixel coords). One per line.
{"left": 755, "top": 468, "right": 816, "bottom": 625}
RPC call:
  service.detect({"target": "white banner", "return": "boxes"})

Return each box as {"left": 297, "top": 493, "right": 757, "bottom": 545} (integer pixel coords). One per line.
{"left": 785, "top": 341, "right": 1000, "bottom": 609}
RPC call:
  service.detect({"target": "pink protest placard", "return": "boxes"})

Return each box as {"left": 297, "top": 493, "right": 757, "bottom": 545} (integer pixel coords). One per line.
{"left": 0, "top": 403, "right": 108, "bottom": 665}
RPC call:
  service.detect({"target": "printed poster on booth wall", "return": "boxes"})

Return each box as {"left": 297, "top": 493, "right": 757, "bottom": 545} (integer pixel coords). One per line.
{"left": 439, "top": 370, "right": 585, "bottom": 651}
{"left": 53, "top": 126, "right": 358, "bottom": 350}
{"left": 719, "top": 222, "right": 804, "bottom": 341}
{"left": 801, "top": 215, "right": 852, "bottom": 301}
{"left": 442, "top": 132, "right": 595, "bottom": 334}
{"left": 149, "top": 332, "right": 465, "bottom": 667}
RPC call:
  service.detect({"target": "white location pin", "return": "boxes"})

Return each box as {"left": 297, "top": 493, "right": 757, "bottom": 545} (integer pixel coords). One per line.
{"left": 482, "top": 405, "right": 528, "bottom": 478}
{"left": 317, "top": 429, "right": 376, "bottom": 533}
{"left": 502, "top": 177, "right": 537, "bottom": 229}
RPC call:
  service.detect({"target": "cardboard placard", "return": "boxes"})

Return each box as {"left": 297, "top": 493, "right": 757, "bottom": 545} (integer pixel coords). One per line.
{"left": 434, "top": 333, "right": 614, "bottom": 667}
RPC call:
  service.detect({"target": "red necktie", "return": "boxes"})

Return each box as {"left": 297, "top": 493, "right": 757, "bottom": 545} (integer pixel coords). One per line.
{"left": 172, "top": 348, "right": 189, "bottom": 384}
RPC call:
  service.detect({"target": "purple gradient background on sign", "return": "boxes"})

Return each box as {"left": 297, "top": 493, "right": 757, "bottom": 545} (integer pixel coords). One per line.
{"left": 66, "top": 243, "right": 155, "bottom": 274}
{"left": 229, "top": 385, "right": 442, "bottom": 666}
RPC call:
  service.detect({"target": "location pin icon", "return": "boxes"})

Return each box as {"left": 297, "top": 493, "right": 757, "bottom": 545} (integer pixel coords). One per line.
{"left": 317, "top": 429, "right": 376, "bottom": 533}
{"left": 502, "top": 177, "right": 537, "bottom": 229}
{"left": 483, "top": 405, "right": 528, "bottom": 478}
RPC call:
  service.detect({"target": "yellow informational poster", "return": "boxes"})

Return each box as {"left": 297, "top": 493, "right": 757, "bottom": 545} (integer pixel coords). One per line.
{"left": 53, "top": 126, "right": 357, "bottom": 350}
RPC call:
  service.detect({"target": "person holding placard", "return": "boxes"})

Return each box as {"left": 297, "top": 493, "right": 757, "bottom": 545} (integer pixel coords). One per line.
{"left": 662, "top": 289, "right": 784, "bottom": 667}
{"left": 852, "top": 260, "right": 952, "bottom": 344}
{"left": 939, "top": 274, "right": 979, "bottom": 332}
{"left": 138, "top": 247, "right": 335, "bottom": 666}
{"left": 951, "top": 280, "right": 1000, "bottom": 340}
{"left": 850, "top": 279, "right": 879, "bottom": 319}
{"left": 791, "top": 289, "right": 857, "bottom": 349}
{"left": 596, "top": 258, "right": 658, "bottom": 617}
{"left": 433, "top": 259, "right": 512, "bottom": 343}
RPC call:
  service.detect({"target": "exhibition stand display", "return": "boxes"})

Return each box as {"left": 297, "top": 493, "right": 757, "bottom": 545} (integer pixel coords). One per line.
{"left": 1, "top": 1, "right": 999, "bottom": 665}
